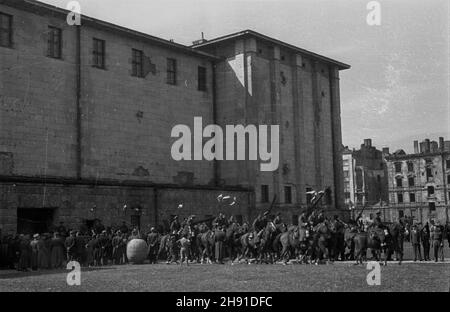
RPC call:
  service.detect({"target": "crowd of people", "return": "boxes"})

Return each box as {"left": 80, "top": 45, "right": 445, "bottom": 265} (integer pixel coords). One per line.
{"left": 0, "top": 211, "right": 449, "bottom": 271}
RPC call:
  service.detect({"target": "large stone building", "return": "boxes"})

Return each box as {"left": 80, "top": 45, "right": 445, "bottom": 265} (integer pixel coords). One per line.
{"left": 0, "top": 0, "right": 350, "bottom": 234}
{"left": 385, "top": 138, "right": 450, "bottom": 224}
{"left": 342, "top": 139, "right": 389, "bottom": 220}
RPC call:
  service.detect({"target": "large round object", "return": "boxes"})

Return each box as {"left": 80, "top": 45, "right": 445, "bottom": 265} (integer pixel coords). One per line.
{"left": 126, "top": 239, "right": 148, "bottom": 264}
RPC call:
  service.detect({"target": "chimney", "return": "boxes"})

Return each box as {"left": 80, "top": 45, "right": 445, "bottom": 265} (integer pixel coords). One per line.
{"left": 382, "top": 147, "right": 390, "bottom": 155}
{"left": 192, "top": 32, "right": 207, "bottom": 45}
{"left": 439, "top": 137, "right": 444, "bottom": 151}
{"left": 364, "top": 139, "right": 372, "bottom": 148}
{"left": 419, "top": 141, "right": 426, "bottom": 153}
{"left": 425, "top": 139, "right": 430, "bottom": 153}
{"left": 413, "top": 140, "right": 419, "bottom": 154}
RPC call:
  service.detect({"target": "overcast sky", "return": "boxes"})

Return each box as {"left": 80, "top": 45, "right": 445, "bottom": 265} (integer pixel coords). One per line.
{"left": 41, "top": 0, "right": 450, "bottom": 152}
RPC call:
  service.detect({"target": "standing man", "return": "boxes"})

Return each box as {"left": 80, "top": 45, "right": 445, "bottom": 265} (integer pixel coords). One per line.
{"left": 65, "top": 231, "right": 76, "bottom": 262}
{"left": 430, "top": 220, "right": 444, "bottom": 262}
{"left": 170, "top": 216, "right": 181, "bottom": 234}
{"left": 420, "top": 222, "right": 431, "bottom": 261}
{"left": 410, "top": 224, "right": 422, "bottom": 261}
{"left": 147, "top": 227, "right": 160, "bottom": 264}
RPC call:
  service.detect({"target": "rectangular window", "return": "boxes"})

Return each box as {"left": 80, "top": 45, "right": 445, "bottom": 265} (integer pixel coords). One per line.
{"left": 427, "top": 186, "right": 435, "bottom": 196}
{"left": 132, "top": 49, "right": 144, "bottom": 77}
{"left": 429, "top": 202, "right": 436, "bottom": 212}
{"left": 395, "top": 162, "right": 402, "bottom": 173}
{"left": 396, "top": 177, "right": 403, "bottom": 188}
{"left": 198, "top": 66, "right": 207, "bottom": 91}
{"left": 343, "top": 170, "right": 349, "bottom": 178}
{"left": 167, "top": 58, "right": 177, "bottom": 85}
{"left": 446, "top": 159, "right": 450, "bottom": 169}
{"left": 0, "top": 12, "right": 13, "bottom": 48}
{"left": 407, "top": 162, "right": 414, "bottom": 172}
{"left": 47, "top": 26, "right": 62, "bottom": 59}
{"left": 426, "top": 168, "right": 433, "bottom": 179}
{"left": 409, "top": 193, "right": 415, "bottom": 203}
{"left": 447, "top": 175, "right": 450, "bottom": 184}
{"left": 344, "top": 192, "right": 351, "bottom": 199}
{"left": 261, "top": 185, "right": 269, "bottom": 203}
{"left": 284, "top": 186, "right": 292, "bottom": 204}
{"left": 399, "top": 210, "right": 404, "bottom": 218}
{"left": 93, "top": 38, "right": 105, "bottom": 69}
{"left": 292, "top": 215, "right": 298, "bottom": 226}
{"left": 306, "top": 187, "right": 313, "bottom": 204}
{"left": 408, "top": 177, "right": 415, "bottom": 187}
{"left": 397, "top": 193, "right": 403, "bottom": 203}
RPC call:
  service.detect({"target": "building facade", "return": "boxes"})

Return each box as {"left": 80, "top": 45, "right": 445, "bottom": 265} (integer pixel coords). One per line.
{"left": 342, "top": 139, "right": 389, "bottom": 220}
{"left": 0, "top": 0, "right": 350, "bottom": 234}
{"left": 385, "top": 138, "right": 450, "bottom": 224}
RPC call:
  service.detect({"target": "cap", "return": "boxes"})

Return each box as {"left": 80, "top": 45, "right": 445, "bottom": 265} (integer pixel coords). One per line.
{"left": 33, "top": 234, "right": 39, "bottom": 238}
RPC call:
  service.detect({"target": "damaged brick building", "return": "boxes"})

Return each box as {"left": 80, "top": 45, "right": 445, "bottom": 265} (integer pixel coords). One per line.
{"left": 0, "top": 0, "right": 350, "bottom": 234}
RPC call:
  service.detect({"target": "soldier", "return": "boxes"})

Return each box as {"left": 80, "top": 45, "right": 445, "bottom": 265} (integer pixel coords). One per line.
{"left": 170, "top": 216, "right": 181, "bottom": 234}
{"left": 111, "top": 230, "right": 122, "bottom": 265}
{"left": 273, "top": 213, "right": 282, "bottom": 225}
{"left": 430, "top": 221, "right": 444, "bottom": 262}
{"left": 30, "top": 234, "right": 39, "bottom": 271}
{"left": 147, "top": 227, "right": 160, "bottom": 264}
{"left": 410, "top": 224, "right": 422, "bottom": 261}
{"left": 64, "top": 230, "right": 76, "bottom": 262}
{"left": 420, "top": 222, "right": 431, "bottom": 261}
{"left": 177, "top": 234, "right": 191, "bottom": 266}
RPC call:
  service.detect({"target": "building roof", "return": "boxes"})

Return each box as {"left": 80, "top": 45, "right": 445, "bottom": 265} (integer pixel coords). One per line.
{"left": 1, "top": 0, "right": 220, "bottom": 60}
{"left": 191, "top": 29, "right": 351, "bottom": 70}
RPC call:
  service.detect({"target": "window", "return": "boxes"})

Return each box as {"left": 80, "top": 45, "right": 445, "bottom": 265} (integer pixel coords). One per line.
{"left": 407, "top": 162, "right": 414, "bottom": 172}
{"left": 325, "top": 188, "right": 332, "bottom": 205}
{"left": 167, "top": 58, "right": 177, "bottom": 85}
{"left": 447, "top": 175, "right": 450, "bottom": 184}
{"left": 399, "top": 210, "right": 404, "bottom": 218}
{"left": 429, "top": 202, "right": 436, "bottom": 212}
{"left": 306, "top": 187, "right": 313, "bottom": 204}
{"left": 47, "top": 26, "right": 62, "bottom": 59}
{"left": 396, "top": 177, "right": 403, "bottom": 188}
{"left": 130, "top": 215, "right": 140, "bottom": 230}
{"left": 0, "top": 12, "right": 12, "bottom": 48}
{"left": 409, "top": 193, "right": 415, "bottom": 203}
{"left": 425, "top": 159, "right": 432, "bottom": 165}
{"left": 427, "top": 186, "right": 435, "bottom": 196}
{"left": 446, "top": 159, "right": 450, "bottom": 169}
{"left": 426, "top": 168, "right": 433, "bottom": 179}
{"left": 397, "top": 193, "right": 403, "bottom": 203}
{"left": 261, "top": 185, "right": 269, "bottom": 203}
{"left": 93, "top": 38, "right": 105, "bottom": 69}
{"left": 292, "top": 215, "right": 298, "bottom": 226}
{"left": 132, "top": 49, "right": 144, "bottom": 78}
{"left": 343, "top": 170, "right": 349, "bottom": 178}
{"left": 395, "top": 162, "right": 402, "bottom": 173}
{"left": 344, "top": 192, "right": 351, "bottom": 199}
{"left": 408, "top": 177, "right": 415, "bottom": 187}
{"left": 198, "top": 66, "right": 207, "bottom": 91}
{"left": 369, "top": 214, "right": 373, "bottom": 220}
{"left": 284, "top": 186, "right": 292, "bottom": 204}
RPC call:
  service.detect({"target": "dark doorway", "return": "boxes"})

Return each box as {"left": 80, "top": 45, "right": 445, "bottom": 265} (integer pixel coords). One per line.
{"left": 17, "top": 208, "right": 55, "bottom": 235}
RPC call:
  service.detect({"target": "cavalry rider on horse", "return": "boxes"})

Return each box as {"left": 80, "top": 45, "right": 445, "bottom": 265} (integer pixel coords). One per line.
{"left": 252, "top": 211, "right": 270, "bottom": 233}
{"left": 368, "top": 211, "right": 386, "bottom": 231}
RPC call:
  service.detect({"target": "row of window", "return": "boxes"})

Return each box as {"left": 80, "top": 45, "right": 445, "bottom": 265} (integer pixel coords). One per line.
{"left": 395, "top": 171, "right": 450, "bottom": 188}
{"left": 0, "top": 12, "right": 208, "bottom": 91}
{"left": 394, "top": 159, "right": 450, "bottom": 173}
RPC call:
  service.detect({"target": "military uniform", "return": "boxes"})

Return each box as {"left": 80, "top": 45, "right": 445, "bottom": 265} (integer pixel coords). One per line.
{"left": 430, "top": 223, "right": 444, "bottom": 262}
{"left": 420, "top": 224, "right": 431, "bottom": 261}
{"left": 410, "top": 226, "right": 422, "bottom": 261}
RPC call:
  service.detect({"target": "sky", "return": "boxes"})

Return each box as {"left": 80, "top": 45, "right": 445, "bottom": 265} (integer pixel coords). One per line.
{"left": 41, "top": 0, "right": 450, "bottom": 153}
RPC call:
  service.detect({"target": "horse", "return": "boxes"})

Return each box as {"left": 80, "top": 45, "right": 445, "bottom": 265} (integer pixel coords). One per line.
{"left": 199, "top": 229, "right": 215, "bottom": 264}
{"left": 237, "top": 231, "right": 261, "bottom": 264}
{"left": 386, "top": 222, "right": 405, "bottom": 265}
{"left": 279, "top": 226, "right": 303, "bottom": 264}
{"left": 257, "top": 221, "right": 277, "bottom": 264}
{"left": 225, "top": 222, "right": 242, "bottom": 263}
{"left": 311, "top": 220, "right": 332, "bottom": 264}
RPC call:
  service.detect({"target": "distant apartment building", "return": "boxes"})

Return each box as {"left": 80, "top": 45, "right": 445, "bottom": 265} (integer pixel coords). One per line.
{"left": 342, "top": 139, "right": 389, "bottom": 220}
{"left": 385, "top": 137, "right": 450, "bottom": 223}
